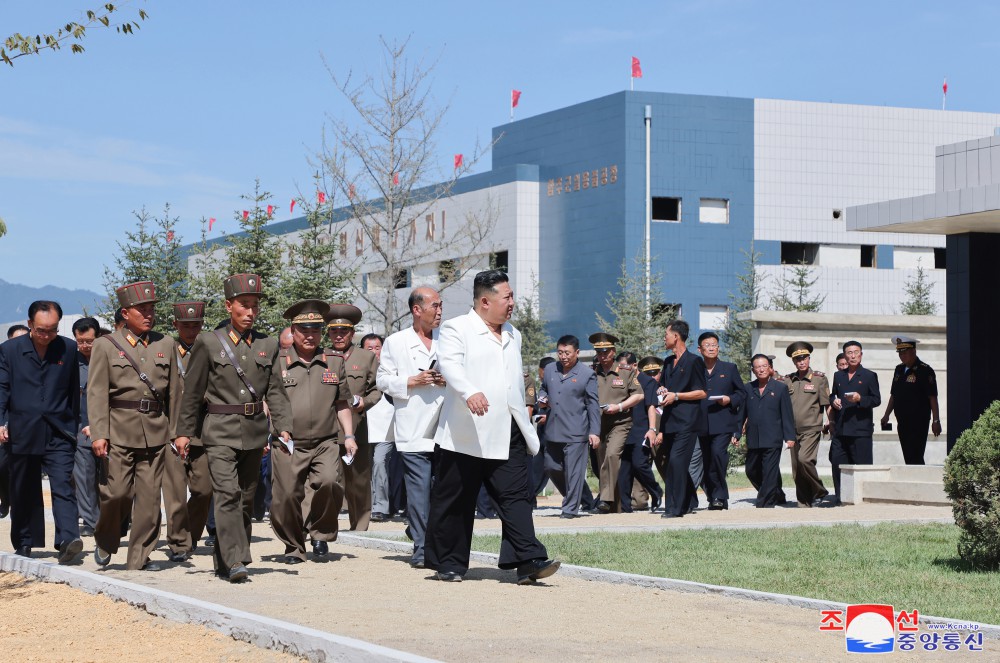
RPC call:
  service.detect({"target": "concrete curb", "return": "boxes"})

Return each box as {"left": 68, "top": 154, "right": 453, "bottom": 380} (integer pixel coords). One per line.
{"left": 338, "top": 533, "right": 1000, "bottom": 639}
{"left": 0, "top": 552, "right": 438, "bottom": 663}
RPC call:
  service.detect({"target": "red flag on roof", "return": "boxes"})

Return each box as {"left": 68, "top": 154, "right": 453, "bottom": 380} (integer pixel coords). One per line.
{"left": 318, "top": 191, "right": 326, "bottom": 204}
{"left": 208, "top": 217, "right": 216, "bottom": 231}
{"left": 631, "top": 56, "right": 642, "bottom": 78}
{"left": 393, "top": 172, "right": 399, "bottom": 186}
{"left": 943, "top": 77, "right": 948, "bottom": 95}
{"left": 511, "top": 89, "right": 521, "bottom": 108}
{"left": 266, "top": 204, "right": 274, "bottom": 218}
{"left": 348, "top": 183, "right": 356, "bottom": 199}
{"left": 166, "top": 231, "right": 174, "bottom": 242}
{"left": 290, "top": 199, "right": 296, "bottom": 213}
{"left": 454, "top": 154, "right": 463, "bottom": 169}
{"left": 242, "top": 210, "right": 250, "bottom": 221}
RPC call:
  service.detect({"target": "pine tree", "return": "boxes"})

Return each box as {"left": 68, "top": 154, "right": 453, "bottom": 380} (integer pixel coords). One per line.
{"left": 511, "top": 274, "right": 552, "bottom": 372}
{"left": 595, "top": 253, "right": 677, "bottom": 357}
{"left": 900, "top": 262, "right": 939, "bottom": 315}
{"left": 772, "top": 264, "right": 825, "bottom": 312}
{"left": 720, "top": 242, "right": 768, "bottom": 381}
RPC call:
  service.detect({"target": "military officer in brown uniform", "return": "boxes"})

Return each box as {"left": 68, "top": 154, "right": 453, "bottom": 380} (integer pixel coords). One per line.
{"left": 325, "top": 304, "right": 382, "bottom": 531}
{"left": 589, "top": 333, "right": 643, "bottom": 513}
{"left": 271, "top": 300, "right": 357, "bottom": 563}
{"left": 90, "top": 281, "right": 181, "bottom": 570}
{"left": 174, "top": 273, "right": 293, "bottom": 583}
{"left": 784, "top": 341, "right": 830, "bottom": 507}
{"left": 162, "top": 301, "right": 213, "bottom": 561}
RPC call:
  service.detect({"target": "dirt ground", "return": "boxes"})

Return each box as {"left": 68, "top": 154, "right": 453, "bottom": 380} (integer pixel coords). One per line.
{"left": 0, "top": 572, "right": 304, "bottom": 662}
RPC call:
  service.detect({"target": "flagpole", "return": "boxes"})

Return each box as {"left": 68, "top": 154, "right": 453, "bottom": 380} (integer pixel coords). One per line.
{"left": 942, "top": 76, "right": 947, "bottom": 111}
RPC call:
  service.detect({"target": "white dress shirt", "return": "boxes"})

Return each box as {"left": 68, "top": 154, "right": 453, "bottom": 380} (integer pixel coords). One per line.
{"left": 376, "top": 326, "right": 444, "bottom": 453}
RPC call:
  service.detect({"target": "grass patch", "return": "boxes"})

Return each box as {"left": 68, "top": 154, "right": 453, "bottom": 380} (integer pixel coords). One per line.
{"left": 472, "top": 523, "right": 1000, "bottom": 625}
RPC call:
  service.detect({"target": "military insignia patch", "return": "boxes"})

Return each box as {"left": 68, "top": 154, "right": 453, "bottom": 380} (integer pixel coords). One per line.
{"left": 906, "top": 374, "right": 917, "bottom": 383}
{"left": 157, "top": 352, "right": 165, "bottom": 358}
{"left": 527, "top": 387, "right": 536, "bottom": 397}
{"left": 612, "top": 377, "right": 624, "bottom": 387}
{"left": 259, "top": 351, "right": 267, "bottom": 357}
{"left": 322, "top": 371, "right": 339, "bottom": 384}
{"left": 351, "top": 365, "right": 360, "bottom": 370}
{"left": 118, "top": 351, "right": 125, "bottom": 358}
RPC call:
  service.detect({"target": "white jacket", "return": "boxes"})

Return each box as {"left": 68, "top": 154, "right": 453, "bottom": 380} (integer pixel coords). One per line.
{"left": 433, "top": 309, "right": 539, "bottom": 459}
{"left": 375, "top": 326, "right": 444, "bottom": 453}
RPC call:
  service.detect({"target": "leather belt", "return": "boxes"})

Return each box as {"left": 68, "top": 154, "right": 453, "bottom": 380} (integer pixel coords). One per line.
{"left": 109, "top": 398, "right": 162, "bottom": 413}
{"left": 206, "top": 401, "right": 265, "bottom": 416}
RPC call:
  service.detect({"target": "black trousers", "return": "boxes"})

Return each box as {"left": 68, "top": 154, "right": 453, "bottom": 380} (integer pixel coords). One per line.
{"left": 898, "top": 420, "right": 929, "bottom": 465}
{"left": 426, "top": 422, "right": 547, "bottom": 575}
{"left": 699, "top": 433, "right": 732, "bottom": 503}
{"left": 830, "top": 435, "right": 873, "bottom": 499}
{"left": 529, "top": 437, "right": 549, "bottom": 499}
{"left": 618, "top": 442, "right": 662, "bottom": 512}
{"left": 388, "top": 443, "right": 407, "bottom": 514}
{"left": 0, "top": 443, "right": 10, "bottom": 511}
{"left": 658, "top": 431, "right": 698, "bottom": 517}
{"left": 745, "top": 446, "right": 784, "bottom": 507}
{"left": 9, "top": 439, "right": 79, "bottom": 550}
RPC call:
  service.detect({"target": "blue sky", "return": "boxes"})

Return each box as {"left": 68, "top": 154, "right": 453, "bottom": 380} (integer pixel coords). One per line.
{"left": 1, "top": 0, "right": 997, "bottom": 295}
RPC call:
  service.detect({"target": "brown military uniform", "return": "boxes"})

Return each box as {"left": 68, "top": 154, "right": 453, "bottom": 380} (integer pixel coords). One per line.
{"left": 595, "top": 365, "right": 642, "bottom": 511}
{"left": 175, "top": 325, "right": 293, "bottom": 574}
{"left": 88, "top": 328, "right": 181, "bottom": 569}
{"left": 162, "top": 340, "right": 213, "bottom": 556}
{"left": 524, "top": 371, "right": 537, "bottom": 410}
{"left": 271, "top": 347, "right": 353, "bottom": 561}
{"left": 334, "top": 346, "right": 382, "bottom": 531}
{"left": 786, "top": 370, "right": 830, "bottom": 506}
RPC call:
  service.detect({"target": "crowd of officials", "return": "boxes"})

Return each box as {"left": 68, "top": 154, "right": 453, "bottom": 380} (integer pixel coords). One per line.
{"left": 0, "top": 270, "right": 940, "bottom": 584}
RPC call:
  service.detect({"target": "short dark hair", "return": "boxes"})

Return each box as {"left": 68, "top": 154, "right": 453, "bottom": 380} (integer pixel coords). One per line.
{"left": 616, "top": 351, "right": 637, "bottom": 365}
{"left": 99, "top": 327, "right": 113, "bottom": 337}
{"left": 473, "top": 269, "right": 508, "bottom": 300}
{"left": 556, "top": 335, "right": 579, "bottom": 350}
{"left": 751, "top": 353, "right": 772, "bottom": 367}
{"left": 539, "top": 356, "right": 556, "bottom": 369}
{"left": 697, "top": 331, "right": 719, "bottom": 346}
{"left": 6, "top": 324, "right": 28, "bottom": 339}
{"left": 72, "top": 317, "right": 101, "bottom": 337}
{"left": 843, "top": 340, "right": 862, "bottom": 352}
{"left": 114, "top": 307, "right": 127, "bottom": 325}
{"left": 407, "top": 288, "right": 428, "bottom": 312}
{"left": 666, "top": 319, "right": 689, "bottom": 341}
{"left": 28, "top": 300, "right": 63, "bottom": 322}
{"left": 836, "top": 352, "right": 847, "bottom": 364}
{"left": 360, "top": 333, "right": 384, "bottom": 347}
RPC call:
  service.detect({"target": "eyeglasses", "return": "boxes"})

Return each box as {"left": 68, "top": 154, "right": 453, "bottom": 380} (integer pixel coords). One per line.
{"left": 32, "top": 327, "right": 59, "bottom": 336}
{"left": 700, "top": 343, "right": 719, "bottom": 349}
{"left": 76, "top": 340, "right": 95, "bottom": 347}
{"left": 844, "top": 350, "right": 862, "bottom": 356}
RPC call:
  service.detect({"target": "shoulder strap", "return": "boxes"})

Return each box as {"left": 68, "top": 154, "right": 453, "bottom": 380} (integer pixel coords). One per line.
{"left": 213, "top": 329, "right": 259, "bottom": 401}
{"left": 105, "top": 334, "right": 164, "bottom": 405}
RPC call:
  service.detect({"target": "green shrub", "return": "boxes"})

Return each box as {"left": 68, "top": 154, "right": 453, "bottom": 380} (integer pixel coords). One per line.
{"left": 943, "top": 400, "right": 1000, "bottom": 569}
{"left": 728, "top": 438, "right": 747, "bottom": 470}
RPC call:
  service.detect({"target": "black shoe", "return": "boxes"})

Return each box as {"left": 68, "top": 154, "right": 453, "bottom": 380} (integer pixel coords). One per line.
{"left": 0, "top": 503, "right": 10, "bottom": 518}
{"left": 284, "top": 555, "right": 304, "bottom": 565}
{"left": 312, "top": 540, "right": 329, "bottom": 556}
{"left": 650, "top": 496, "right": 662, "bottom": 513}
{"left": 410, "top": 560, "right": 425, "bottom": 569}
{"left": 14, "top": 545, "right": 31, "bottom": 557}
{"left": 142, "top": 561, "right": 163, "bottom": 572}
{"left": 435, "top": 571, "right": 463, "bottom": 582}
{"left": 708, "top": 500, "right": 726, "bottom": 511}
{"left": 370, "top": 512, "right": 390, "bottom": 523}
{"left": 80, "top": 526, "right": 95, "bottom": 537}
{"left": 167, "top": 550, "right": 189, "bottom": 563}
{"left": 404, "top": 526, "right": 413, "bottom": 541}
{"left": 559, "top": 512, "right": 578, "bottom": 519}
{"left": 204, "top": 534, "right": 216, "bottom": 548}
{"left": 661, "top": 512, "right": 683, "bottom": 519}
{"left": 595, "top": 501, "right": 611, "bottom": 514}
{"left": 516, "top": 558, "right": 561, "bottom": 585}
{"left": 57, "top": 538, "right": 84, "bottom": 565}
{"left": 228, "top": 564, "right": 249, "bottom": 583}
{"left": 94, "top": 546, "right": 111, "bottom": 566}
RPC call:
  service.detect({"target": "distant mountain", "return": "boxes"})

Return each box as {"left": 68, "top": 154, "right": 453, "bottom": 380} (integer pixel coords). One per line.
{"left": 0, "top": 278, "right": 105, "bottom": 322}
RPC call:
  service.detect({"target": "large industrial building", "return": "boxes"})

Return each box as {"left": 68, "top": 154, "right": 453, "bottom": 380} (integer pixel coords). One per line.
{"left": 217, "top": 90, "right": 1000, "bottom": 341}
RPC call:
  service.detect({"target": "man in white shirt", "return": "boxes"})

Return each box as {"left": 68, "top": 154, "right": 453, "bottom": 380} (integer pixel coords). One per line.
{"left": 425, "top": 270, "right": 560, "bottom": 585}
{"left": 376, "top": 287, "right": 446, "bottom": 568}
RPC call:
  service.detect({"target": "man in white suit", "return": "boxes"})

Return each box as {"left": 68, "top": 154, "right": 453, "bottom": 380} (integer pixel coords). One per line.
{"left": 376, "top": 286, "right": 446, "bottom": 568}
{"left": 425, "top": 270, "right": 560, "bottom": 584}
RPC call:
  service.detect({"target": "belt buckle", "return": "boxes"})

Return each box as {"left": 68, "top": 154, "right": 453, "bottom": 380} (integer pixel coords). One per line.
{"left": 137, "top": 399, "right": 153, "bottom": 413}
{"left": 244, "top": 402, "right": 256, "bottom": 416}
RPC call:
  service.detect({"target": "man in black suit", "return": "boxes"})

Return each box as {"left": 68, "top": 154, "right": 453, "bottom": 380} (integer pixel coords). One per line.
{"left": 0, "top": 324, "right": 29, "bottom": 520}
{"left": 830, "top": 340, "right": 882, "bottom": 504}
{"left": 654, "top": 319, "right": 708, "bottom": 518}
{"left": 0, "top": 301, "right": 83, "bottom": 562}
{"left": 693, "top": 332, "right": 746, "bottom": 510}
{"left": 741, "top": 354, "right": 795, "bottom": 508}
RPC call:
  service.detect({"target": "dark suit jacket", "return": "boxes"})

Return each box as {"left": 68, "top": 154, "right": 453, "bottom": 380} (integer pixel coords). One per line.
{"left": 625, "top": 372, "right": 659, "bottom": 446}
{"left": 658, "top": 350, "right": 707, "bottom": 435}
{"left": 0, "top": 334, "right": 80, "bottom": 455}
{"left": 700, "top": 360, "right": 745, "bottom": 435}
{"left": 742, "top": 378, "right": 796, "bottom": 449}
{"left": 830, "top": 365, "right": 881, "bottom": 437}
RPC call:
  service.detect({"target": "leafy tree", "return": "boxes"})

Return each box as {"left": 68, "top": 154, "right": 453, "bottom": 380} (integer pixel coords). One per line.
{"left": 314, "top": 36, "right": 499, "bottom": 335}
{"left": 772, "top": 264, "right": 825, "bottom": 313}
{"left": 101, "top": 205, "right": 186, "bottom": 334}
{"left": 720, "top": 242, "right": 768, "bottom": 381}
{"left": 511, "top": 274, "right": 552, "bottom": 371}
{"left": 595, "top": 252, "right": 677, "bottom": 357}
{"left": 185, "top": 217, "right": 228, "bottom": 328}
{"left": 2, "top": 3, "right": 147, "bottom": 67}
{"left": 900, "top": 261, "right": 939, "bottom": 315}
{"left": 0, "top": 216, "right": 6, "bottom": 238}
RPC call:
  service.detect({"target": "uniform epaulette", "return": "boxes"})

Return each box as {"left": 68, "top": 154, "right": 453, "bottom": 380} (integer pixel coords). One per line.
{"left": 812, "top": 371, "right": 825, "bottom": 377}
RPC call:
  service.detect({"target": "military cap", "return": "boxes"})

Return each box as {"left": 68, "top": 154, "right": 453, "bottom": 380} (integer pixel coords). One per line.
{"left": 892, "top": 335, "right": 918, "bottom": 351}
{"left": 589, "top": 332, "right": 619, "bottom": 350}
{"left": 116, "top": 281, "right": 159, "bottom": 308}
{"left": 639, "top": 356, "right": 664, "bottom": 374}
{"left": 172, "top": 301, "right": 205, "bottom": 322}
{"left": 223, "top": 273, "right": 263, "bottom": 300}
{"left": 284, "top": 299, "right": 330, "bottom": 328}
{"left": 325, "top": 303, "right": 363, "bottom": 329}
{"left": 785, "top": 341, "right": 814, "bottom": 359}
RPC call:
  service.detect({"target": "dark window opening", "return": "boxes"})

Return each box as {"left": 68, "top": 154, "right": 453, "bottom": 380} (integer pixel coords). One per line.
{"left": 934, "top": 248, "right": 947, "bottom": 269}
{"left": 490, "top": 250, "right": 509, "bottom": 273}
{"left": 652, "top": 197, "right": 681, "bottom": 222}
{"left": 393, "top": 269, "right": 410, "bottom": 290}
{"left": 438, "top": 259, "right": 458, "bottom": 284}
{"left": 780, "top": 242, "right": 818, "bottom": 266}
{"left": 861, "top": 245, "right": 876, "bottom": 268}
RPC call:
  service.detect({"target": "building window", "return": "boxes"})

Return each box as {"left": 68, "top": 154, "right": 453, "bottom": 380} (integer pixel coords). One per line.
{"left": 393, "top": 269, "right": 410, "bottom": 290}
{"left": 490, "top": 250, "right": 509, "bottom": 273}
{"left": 699, "top": 305, "right": 728, "bottom": 330}
{"left": 699, "top": 198, "right": 729, "bottom": 224}
{"left": 362, "top": 273, "right": 369, "bottom": 293}
{"left": 934, "top": 248, "right": 947, "bottom": 269}
{"left": 780, "top": 242, "right": 818, "bottom": 266}
{"left": 652, "top": 197, "right": 681, "bottom": 222}
{"left": 438, "top": 259, "right": 458, "bottom": 285}
{"left": 860, "top": 245, "right": 876, "bottom": 268}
